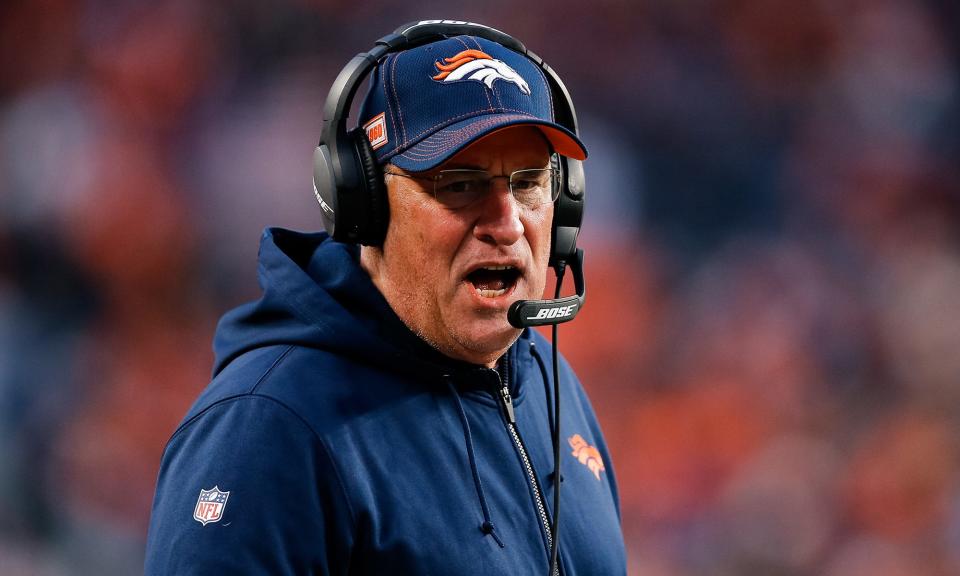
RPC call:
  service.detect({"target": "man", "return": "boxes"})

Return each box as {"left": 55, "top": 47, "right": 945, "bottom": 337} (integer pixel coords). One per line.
{"left": 145, "top": 22, "right": 626, "bottom": 575}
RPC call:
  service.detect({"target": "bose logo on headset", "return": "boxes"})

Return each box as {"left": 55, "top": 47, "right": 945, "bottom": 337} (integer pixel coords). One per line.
{"left": 312, "top": 182, "right": 335, "bottom": 217}
{"left": 407, "top": 20, "right": 503, "bottom": 29}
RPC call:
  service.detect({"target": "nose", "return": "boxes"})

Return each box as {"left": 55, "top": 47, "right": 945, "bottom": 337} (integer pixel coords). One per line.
{"left": 473, "top": 180, "right": 524, "bottom": 246}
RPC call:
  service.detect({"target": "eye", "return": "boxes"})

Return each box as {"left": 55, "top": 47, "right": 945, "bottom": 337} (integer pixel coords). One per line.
{"left": 512, "top": 177, "right": 541, "bottom": 192}
{"left": 438, "top": 179, "right": 477, "bottom": 194}
{"left": 436, "top": 172, "right": 487, "bottom": 195}
{"left": 510, "top": 169, "right": 553, "bottom": 206}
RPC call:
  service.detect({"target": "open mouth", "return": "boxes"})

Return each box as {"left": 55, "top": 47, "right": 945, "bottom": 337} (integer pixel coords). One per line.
{"left": 465, "top": 265, "right": 521, "bottom": 298}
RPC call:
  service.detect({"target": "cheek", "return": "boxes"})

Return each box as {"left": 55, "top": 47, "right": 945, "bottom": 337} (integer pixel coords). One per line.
{"left": 383, "top": 199, "right": 457, "bottom": 289}
{"left": 526, "top": 209, "right": 554, "bottom": 262}
{"left": 384, "top": 218, "right": 426, "bottom": 276}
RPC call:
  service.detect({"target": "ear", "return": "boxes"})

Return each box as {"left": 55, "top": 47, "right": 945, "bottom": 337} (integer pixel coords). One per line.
{"left": 358, "top": 242, "right": 385, "bottom": 282}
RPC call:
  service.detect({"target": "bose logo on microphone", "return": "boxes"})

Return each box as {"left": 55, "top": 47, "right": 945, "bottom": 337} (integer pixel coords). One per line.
{"left": 527, "top": 304, "right": 577, "bottom": 321}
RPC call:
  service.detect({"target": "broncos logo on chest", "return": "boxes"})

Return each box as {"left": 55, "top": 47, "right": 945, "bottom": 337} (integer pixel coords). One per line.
{"left": 569, "top": 434, "right": 606, "bottom": 480}
{"left": 432, "top": 49, "right": 531, "bottom": 95}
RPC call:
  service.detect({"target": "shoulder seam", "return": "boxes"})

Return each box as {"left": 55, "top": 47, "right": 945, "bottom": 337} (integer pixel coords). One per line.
{"left": 169, "top": 345, "right": 295, "bottom": 440}
{"left": 251, "top": 345, "right": 296, "bottom": 394}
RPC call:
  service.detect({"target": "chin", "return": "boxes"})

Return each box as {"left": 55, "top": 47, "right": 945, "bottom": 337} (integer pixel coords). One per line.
{"left": 452, "top": 316, "right": 521, "bottom": 365}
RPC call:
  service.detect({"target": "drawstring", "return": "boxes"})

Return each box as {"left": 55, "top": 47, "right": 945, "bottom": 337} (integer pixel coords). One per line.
{"left": 529, "top": 341, "right": 555, "bottom": 440}
{"left": 530, "top": 341, "right": 563, "bottom": 486}
{"left": 445, "top": 377, "right": 505, "bottom": 548}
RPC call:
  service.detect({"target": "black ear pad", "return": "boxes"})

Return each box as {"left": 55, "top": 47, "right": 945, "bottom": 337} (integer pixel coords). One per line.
{"left": 348, "top": 127, "right": 389, "bottom": 245}
{"left": 550, "top": 156, "right": 585, "bottom": 268}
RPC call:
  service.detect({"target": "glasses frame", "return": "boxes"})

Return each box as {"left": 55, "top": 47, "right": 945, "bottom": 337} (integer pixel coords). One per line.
{"left": 384, "top": 167, "right": 559, "bottom": 210}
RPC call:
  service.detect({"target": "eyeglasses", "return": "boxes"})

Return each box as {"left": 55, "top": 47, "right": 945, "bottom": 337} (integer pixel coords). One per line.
{"left": 384, "top": 168, "right": 559, "bottom": 210}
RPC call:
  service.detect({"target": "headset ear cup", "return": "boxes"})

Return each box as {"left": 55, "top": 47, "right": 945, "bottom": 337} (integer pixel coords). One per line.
{"left": 313, "top": 144, "right": 340, "bottom": 237}
{"left": 550, "top": 155, "right": 585, "bottom": 267}
{"left": 350, "top": 127, "right": 389, "bottom": 245}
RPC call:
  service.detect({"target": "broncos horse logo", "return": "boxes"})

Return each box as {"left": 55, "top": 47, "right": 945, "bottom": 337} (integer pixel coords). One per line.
{"left": 432, "top": 49, "right": 531, "bottom": 95}
{"left": 569, "top": 434, "right": 606, "bottom": 480}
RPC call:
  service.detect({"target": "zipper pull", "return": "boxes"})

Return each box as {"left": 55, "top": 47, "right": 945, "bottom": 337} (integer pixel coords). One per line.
{"left": 498, "top": 385, "right": 516, "bottom": 424}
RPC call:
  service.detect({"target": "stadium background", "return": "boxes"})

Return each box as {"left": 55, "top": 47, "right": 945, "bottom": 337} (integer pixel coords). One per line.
{"left": 2, "top": 1, "right": 959, "bottom": 574}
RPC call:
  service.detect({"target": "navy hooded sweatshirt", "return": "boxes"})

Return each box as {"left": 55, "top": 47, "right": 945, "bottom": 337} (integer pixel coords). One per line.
{"left": 145, "top": 228, "right": 626, "bottom": 575}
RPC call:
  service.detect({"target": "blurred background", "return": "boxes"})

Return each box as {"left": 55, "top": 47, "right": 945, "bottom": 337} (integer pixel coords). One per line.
{"left": 1, "top": 0, "right": 959, "bottom": 574}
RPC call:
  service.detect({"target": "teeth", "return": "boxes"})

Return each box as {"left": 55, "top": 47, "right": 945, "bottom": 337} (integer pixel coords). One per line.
{"left": 468, "top": 265, "right": 515, "bottom": 298}
{"left": 476, "top": 288, "right": 507, "bottom": 298}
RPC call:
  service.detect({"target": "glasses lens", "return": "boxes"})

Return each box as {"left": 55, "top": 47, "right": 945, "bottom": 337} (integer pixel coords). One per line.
{"left": 510, "top": 168, "right": 556, "bottom": 208}
{"left": 430, "top": 168, "right": 556, "bottom": 210}
{"left": 433, "top": 170, "right": 489, "bottom": 209}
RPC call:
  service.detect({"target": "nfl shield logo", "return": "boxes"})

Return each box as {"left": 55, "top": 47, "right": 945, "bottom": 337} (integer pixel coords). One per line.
{"left": 193, "top": 486, "right": 230, "bottom": 526}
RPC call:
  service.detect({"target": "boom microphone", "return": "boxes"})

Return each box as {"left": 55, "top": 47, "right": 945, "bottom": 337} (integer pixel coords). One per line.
{"left": 508, "top": 249, "right": 585, "bottom": 328}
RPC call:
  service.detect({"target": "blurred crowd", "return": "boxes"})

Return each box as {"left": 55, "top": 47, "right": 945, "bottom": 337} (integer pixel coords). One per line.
{"left": 1, "top": 0, "right": 959, "bottom": 574}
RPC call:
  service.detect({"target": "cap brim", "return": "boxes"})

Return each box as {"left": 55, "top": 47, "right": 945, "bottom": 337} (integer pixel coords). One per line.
{"left": 386, "top": 113, "right": 587, "bottom": 172}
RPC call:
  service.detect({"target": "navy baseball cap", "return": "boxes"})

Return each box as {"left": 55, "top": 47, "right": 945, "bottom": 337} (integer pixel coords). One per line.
{"left": 357, "top": 35, "right": 587, "bottom": 172}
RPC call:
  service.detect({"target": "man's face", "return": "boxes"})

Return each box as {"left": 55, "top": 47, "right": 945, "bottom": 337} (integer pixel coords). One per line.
{"left": 361, "top": 127, "right": 554, "bottom": 367}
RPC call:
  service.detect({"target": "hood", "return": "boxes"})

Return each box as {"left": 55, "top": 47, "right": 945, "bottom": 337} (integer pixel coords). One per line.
{"left": 212, "top": 228, "right": 482, "bottom": 378}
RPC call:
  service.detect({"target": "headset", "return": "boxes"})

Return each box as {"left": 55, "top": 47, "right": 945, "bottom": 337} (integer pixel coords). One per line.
{"left": 313, "top": 22, "right": 590, "bottom": 574}
{"left": 311, "top": 20, "right": 585, "bottom": 329}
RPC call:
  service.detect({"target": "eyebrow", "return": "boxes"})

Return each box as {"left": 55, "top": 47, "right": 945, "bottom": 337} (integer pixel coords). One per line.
{"left": 437, "top": 162, "right": 485, "bottom": 171}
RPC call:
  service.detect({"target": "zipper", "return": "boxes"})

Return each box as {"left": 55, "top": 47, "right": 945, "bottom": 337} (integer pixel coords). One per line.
{"left": 494, "top": 365, "right": 558, "bottom": 575}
